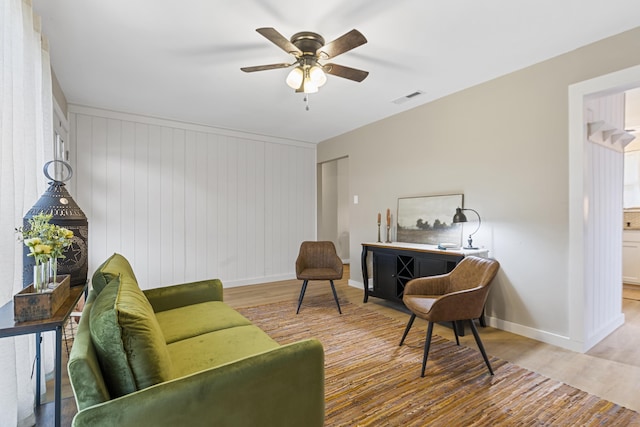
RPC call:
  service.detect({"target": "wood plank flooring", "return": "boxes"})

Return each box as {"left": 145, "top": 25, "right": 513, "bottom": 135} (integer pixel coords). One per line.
{"left": 37, "top": 267, "right": 640, "bottom": 426}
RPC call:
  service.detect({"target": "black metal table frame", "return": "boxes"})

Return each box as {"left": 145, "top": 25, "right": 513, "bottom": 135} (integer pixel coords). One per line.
{"left": 0, "top": 285, "right": 86, "bottom": 427}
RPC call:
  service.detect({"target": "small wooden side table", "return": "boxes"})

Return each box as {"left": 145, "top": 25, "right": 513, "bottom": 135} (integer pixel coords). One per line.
{"left": 0, "top": 284, "right": 86, "bottom": 427}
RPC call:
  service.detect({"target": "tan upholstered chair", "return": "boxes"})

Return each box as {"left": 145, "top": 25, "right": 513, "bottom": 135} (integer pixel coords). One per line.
{"left": 295, "top": 241, "right": 343, "bottom": 314}
{"left": 399, "top": 256, "right": 500, "bottom": 376}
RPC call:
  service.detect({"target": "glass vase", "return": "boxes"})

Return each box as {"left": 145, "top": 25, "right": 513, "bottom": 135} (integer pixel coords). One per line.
{"left": 43, "top": 258, "right": 51, "bottom": 287}
{"left": 50, "top": 258, "right": 58, "bottom": 286}
{"left": 33, "top": 263, "right": 46, "bottom": 292}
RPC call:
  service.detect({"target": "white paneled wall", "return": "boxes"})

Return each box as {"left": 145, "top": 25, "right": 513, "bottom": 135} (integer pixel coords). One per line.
{"left": 68, "top": 106, "right": 315, "bottom": 289}
{"left": 584, "top": 141, "right": 624, "bottom": 345}
{"left": 582, "top": 93, "right": 625, "bottom": 348}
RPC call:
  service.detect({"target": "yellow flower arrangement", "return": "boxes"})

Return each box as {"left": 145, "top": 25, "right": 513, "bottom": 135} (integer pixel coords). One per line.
{"left": 23, "top": 237, "right": 53, "bottom": 264}
{"left": 16, "top": 213, "right": 74, "bottom": 284}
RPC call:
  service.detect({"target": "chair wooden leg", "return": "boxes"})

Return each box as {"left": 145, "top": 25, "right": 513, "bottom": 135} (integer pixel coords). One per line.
{"left": 399, "top": 313, "right": 416, "bottom": 346}
{"left": 468, "top": 319, "right": 494, "bottom": 375}
{"left": 329, "top": 280, "right": 342, "bottom": 314}
{"left": 421, "top": 322, "right": 434, "bottom": 377}
{"left": 452, "top": 321, "right": 460, "bottom": 345}
{"left": 296, "top": 280, "right": 309, "bottom": 314}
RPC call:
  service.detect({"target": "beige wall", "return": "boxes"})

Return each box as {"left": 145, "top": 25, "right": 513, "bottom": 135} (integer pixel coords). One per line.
{"left": 318, "top": 27, "right": 640, "bottom": 346}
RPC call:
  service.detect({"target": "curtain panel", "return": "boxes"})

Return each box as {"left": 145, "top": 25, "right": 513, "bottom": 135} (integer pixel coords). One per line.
{"left": 0, "top": 0, "right": 54, "bottom": 425}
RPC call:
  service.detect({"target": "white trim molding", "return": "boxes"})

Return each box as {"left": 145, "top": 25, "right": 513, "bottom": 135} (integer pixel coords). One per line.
{"left": 568, "top": 64, "right": 640, "bottom": 352}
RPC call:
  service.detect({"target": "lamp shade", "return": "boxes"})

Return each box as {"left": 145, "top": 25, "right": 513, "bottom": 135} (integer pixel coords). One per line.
{"left": 286, "top": 63, "right": 327, "bottom": 94}
{"left": 309, "top": 66, "right": 327, "bottom": 87}
{"left": 300, "top": 78, "right": 319, "bottom": 93}
{"left": 286, "top": 67, "right": 304, "bottom": 89}
{"left": 453, "top": 207, "right": 468, "bottom": 223}
{"left": 23, "top": 161, "right": 88, "bottom": 287}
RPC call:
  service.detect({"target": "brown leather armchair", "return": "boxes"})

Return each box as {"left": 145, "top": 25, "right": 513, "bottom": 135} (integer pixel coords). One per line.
{"left": 399, "top": 256, "right": 500, "bottom": 376}
{"left": 295, "top": 241, "right": 344, "bottom": 314}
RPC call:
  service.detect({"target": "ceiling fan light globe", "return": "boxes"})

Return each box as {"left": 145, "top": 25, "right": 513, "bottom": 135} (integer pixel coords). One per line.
{"left": 302, "top": 79, "right": 318, "bottom": 94}
{"left": 286, "top": 67, "right": 304, "bottom": 89}
{"left": 309, "top": 66, "right": 327, "bottom": 87}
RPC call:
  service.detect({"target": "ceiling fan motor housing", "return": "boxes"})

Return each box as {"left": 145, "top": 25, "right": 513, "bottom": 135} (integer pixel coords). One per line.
{"left": 290, "top": 32, "right": 325, "bottom": 57}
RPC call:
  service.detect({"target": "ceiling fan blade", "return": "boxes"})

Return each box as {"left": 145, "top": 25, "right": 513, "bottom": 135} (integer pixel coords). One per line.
{"left": 256, "top": 27, "right": 302, "bottom": 56}
{"left": 323, "top": 63, "right": 369, "bottom": 82}
{"left": 317, "top": 29, "right": 367, "bottom": 60}
{"left": 241, "top": 63, "right": 293, "bottom": 73}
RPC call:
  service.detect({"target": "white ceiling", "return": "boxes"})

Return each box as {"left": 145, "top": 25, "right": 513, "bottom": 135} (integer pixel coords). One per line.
{"left": 33, "top": 0, "right": 640, "bottom": 144}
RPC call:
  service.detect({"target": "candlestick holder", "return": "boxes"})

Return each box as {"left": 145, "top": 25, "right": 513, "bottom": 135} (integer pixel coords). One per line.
{"left": 377, "top": 223, "right": 381, "bottom": 243}
{"left": 385, "top": 225, "right": 391, "bottom": 243}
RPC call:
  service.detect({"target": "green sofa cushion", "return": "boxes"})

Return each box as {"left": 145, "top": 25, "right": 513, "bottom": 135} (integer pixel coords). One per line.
{"left": 167, "top": 325, "right": 279, "bottom": 378}
{"left": 91, "top": 253, "right": 137, "bottom": 294}
{"left": 67, "top": 290, "right": 111, "bottom": 410}
{"left": 154, "top": 301, "right": 253, "bottom": 344}
{"left": 90, "top": 275, "right": 173, "bottom": 397}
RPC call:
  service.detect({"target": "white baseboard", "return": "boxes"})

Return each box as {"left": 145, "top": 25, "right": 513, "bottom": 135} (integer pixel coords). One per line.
{"left": 348, "top": 279, "right": 364, "bottom": 289}
{"left": 223, "top": 273, "right": 297, "bottom": 288}
{"left": 486, "top": 315, "right": 576, "bottom": 350}
{"left": 486, "top": 311, "right": 625, "bottom": 353}
{"left": 583, "top": 313, "right": 625, "bottom": 351}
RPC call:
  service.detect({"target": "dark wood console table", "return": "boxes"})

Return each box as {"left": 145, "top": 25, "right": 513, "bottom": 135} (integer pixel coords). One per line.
{"left": 361, "top": 242, "right": 489, "bottom": 304}
{"left": 361, "top": 243, "right": 489, "bottom": 335}
{"left": 0, "top": 284, "right": 86, "bottom": 427}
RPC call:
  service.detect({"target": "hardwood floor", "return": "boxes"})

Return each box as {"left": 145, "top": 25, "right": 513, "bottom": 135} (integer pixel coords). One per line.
{"left": 38, "top": 268, "right": 640, "bottom": 426}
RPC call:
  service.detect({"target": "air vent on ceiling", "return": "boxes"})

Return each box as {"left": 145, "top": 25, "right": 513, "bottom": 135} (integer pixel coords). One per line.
{"left": 392, "top": 90, "right": 425, "bottom": 105}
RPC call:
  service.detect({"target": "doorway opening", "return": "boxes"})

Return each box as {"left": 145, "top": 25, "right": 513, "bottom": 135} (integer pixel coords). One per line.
{"left": 317, "top": 156, "right": 350, "bottom": 263}
{"left": 568, "top": 64, "right": 640, "bottom": 352}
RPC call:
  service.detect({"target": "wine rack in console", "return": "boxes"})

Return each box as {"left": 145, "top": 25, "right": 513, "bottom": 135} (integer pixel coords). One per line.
{"left": 361, "top": 242, "right": 488, "bottom": 304}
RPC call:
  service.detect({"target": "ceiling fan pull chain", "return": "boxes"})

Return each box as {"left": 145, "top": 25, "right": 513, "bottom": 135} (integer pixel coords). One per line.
{"left": 305, "top": 94, "right": 310, "bottom": 111}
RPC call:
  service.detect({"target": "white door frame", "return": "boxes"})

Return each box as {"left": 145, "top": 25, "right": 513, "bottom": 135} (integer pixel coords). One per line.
{"left": 568, "top": 64, "right": 640, "bottom": 352}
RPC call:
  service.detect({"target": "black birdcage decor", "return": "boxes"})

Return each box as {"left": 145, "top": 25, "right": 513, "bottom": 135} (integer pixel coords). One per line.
{"left": 23, "top": 160, "right": 88, "bottom": 287}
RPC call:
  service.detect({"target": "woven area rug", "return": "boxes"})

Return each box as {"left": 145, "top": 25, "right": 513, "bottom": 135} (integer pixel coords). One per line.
{"left": 237, "top": 297, "right": 640, "bottom": 427}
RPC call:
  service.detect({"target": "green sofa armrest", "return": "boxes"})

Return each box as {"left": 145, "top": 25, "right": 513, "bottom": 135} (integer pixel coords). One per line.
{"left": 71, "top": 339, "right": 325, "bottom": 427}
{"left": 143, "top": 279, "right": 223, "bottom": 312}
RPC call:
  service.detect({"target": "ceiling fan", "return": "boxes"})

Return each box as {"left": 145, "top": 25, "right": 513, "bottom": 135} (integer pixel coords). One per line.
{"left": 241, "top": 27, "right": 369, "bottom": 94}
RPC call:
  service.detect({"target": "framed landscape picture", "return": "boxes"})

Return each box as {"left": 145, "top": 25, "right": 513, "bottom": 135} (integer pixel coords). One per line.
{"left": 397, "top": 194, "right": 463, "bottom": 245}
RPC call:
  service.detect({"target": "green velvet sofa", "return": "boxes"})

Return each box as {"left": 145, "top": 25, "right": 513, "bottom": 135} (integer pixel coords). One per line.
{"left": 68, "top": 253, "right": 325, "bottom": 427}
